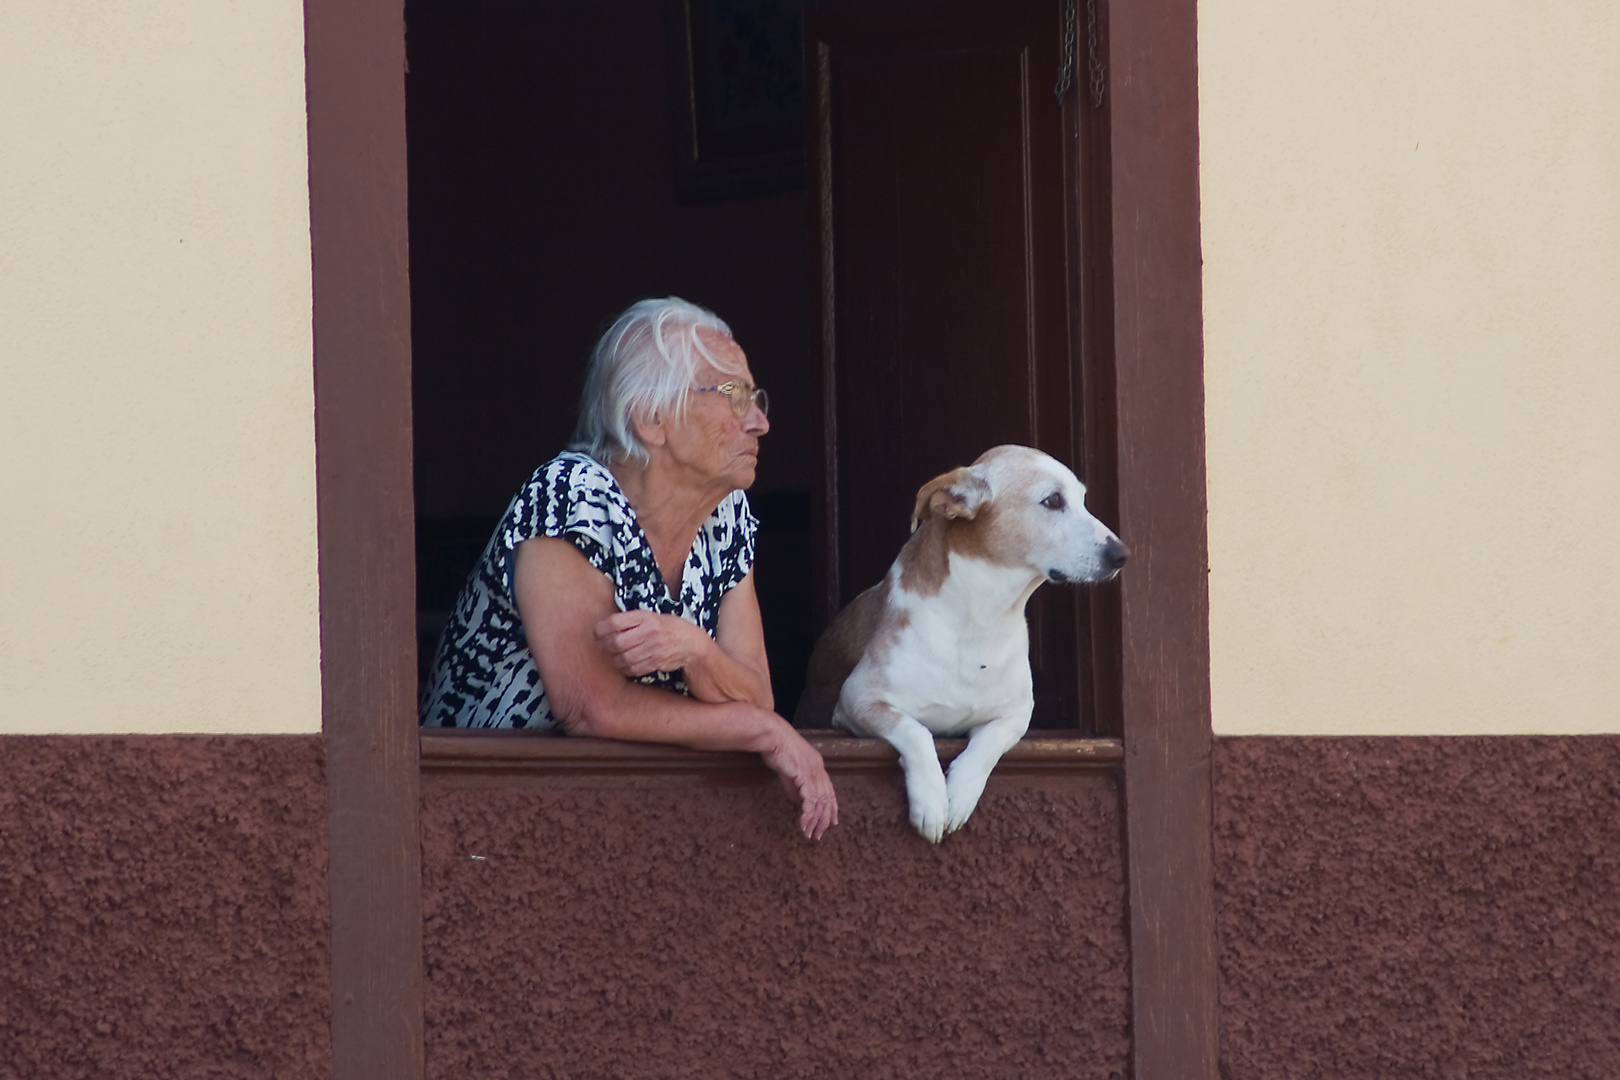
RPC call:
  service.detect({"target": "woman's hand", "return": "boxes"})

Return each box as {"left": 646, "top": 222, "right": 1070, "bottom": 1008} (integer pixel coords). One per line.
{"left": 759, "top": 720, "right": 840, "bottom": 840}
{"left": 585, "top": 611, "right": 840, "bottom": 835}
{"left": 519, "top": 540, "right": 827, "bottom": 836}
{"left": 594, "top": 610, "right": 709, "bottom": 677}
{"left": 593, "top": 585, "right": 774, "bottom": 710}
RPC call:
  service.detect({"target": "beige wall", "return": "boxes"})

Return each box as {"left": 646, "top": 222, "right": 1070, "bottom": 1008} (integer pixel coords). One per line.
{"left": 6, "top": 1, "right": 1615, "bottom": 738}
{"left": 1201, "top": 2, "right": 1620, "bottom": 735}
{"left": 0, "top": 1, "right": 320, "bottom": 733}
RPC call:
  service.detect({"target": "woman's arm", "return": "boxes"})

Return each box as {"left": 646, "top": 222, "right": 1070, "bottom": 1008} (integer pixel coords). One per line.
{"left": 592, "top": 571, "right": 773, "bottom": 709}
{"left": 513, "top": 537, "right": 835, "bottom": 838}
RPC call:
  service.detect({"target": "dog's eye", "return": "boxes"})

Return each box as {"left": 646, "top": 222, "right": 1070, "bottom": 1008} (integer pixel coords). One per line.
{"left": 1040, "top": 492, "right": 1066, "bottom": 511}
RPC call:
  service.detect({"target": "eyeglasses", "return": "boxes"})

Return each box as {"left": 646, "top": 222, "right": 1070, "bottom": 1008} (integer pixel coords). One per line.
{"left": 693, "top": 380, "right": 770, "bottom": 418}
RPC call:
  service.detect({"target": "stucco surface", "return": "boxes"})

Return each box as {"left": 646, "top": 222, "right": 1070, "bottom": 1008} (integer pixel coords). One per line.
{"left": 1214, "top": 737, "right": 1620, "bottom": 1078}
{"left": 0, "top": 736, "right": 330, "bottom": 1079}
{"left": 422, "top": 769, "right": 1128, "bottom": 1079}
{"left": 1201, "top": 2, "right": 1620, "bottom": 734}
{"left": 0, "top": 0, "right": 320, "bottom": 733}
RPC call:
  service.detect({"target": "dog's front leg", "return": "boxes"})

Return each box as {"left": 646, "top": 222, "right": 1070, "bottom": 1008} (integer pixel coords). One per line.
{"left": 944, "top": 713, "right": 1030, "bottom": 834}
{"left": 859, "top": 703, "right": 950, "bottom": 843}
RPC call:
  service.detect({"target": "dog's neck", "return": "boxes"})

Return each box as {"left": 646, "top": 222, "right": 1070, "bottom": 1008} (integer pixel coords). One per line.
{"left": 897, "top": 517, "right": 1044, "bottom": 622}
{"left": 938, "top": 553, "right": 1045, "bottom": 624}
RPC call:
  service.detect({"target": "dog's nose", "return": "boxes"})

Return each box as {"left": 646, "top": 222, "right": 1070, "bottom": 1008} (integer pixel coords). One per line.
{"left": 1103, "top": 537, "right": 1130, "bottom": 571}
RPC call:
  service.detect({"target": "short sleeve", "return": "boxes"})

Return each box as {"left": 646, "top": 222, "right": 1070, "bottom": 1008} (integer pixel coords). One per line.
{"left": 496, "top": 452, "right": 675, "bottom": 618}
{"left": 497, "top": 454, "right": 633, "bottom": 589}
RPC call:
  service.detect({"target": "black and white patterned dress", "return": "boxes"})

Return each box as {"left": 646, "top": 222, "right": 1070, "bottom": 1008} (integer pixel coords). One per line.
{"left": 419, "top": 451, "right": 757, "bottom": 729}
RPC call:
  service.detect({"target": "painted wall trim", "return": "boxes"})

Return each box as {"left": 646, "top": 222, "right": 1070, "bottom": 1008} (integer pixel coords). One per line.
{"left": 305, "top": 0, "right": 424, "bottom": 1076}
{"left": 1104, "top": 0, "right": 1221, "bottom": 1077}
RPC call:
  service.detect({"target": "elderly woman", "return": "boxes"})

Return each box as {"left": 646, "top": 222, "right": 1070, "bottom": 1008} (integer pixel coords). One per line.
{"left": 420, "top": 298, "right": 837, "bottom": 838}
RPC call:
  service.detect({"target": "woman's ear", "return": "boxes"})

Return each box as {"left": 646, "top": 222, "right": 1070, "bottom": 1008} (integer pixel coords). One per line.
{"left": 631, "top": 411, "right": 667, "bottom": 449}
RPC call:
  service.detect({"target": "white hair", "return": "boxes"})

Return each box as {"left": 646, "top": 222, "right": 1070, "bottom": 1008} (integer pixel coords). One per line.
{"left": 569, "top": 297, "right": 743, "bottom": 466}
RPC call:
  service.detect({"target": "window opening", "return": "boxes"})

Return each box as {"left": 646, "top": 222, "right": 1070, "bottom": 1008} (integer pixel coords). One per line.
{"left": 405, "top": 0, "right": 1109, "bottom": 731}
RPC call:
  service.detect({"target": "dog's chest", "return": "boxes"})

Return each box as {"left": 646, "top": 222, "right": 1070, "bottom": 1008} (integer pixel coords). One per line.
{"left": 871, "top": 601, "right": 1032, "bottom": 732}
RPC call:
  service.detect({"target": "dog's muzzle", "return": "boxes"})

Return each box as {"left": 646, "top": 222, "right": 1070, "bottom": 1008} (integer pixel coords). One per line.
{"left": 1049, "top": 537, "right": 1130, "bottom": 584}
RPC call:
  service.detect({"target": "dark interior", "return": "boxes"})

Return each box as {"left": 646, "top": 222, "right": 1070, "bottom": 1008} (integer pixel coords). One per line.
{"left": 406, "top": 0, "right": 819, "bottom": 715}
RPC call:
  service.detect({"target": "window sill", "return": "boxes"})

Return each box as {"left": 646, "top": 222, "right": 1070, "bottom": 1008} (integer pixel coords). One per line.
{"left": 420, "top": 727, "right": 1122, "bottom": 778}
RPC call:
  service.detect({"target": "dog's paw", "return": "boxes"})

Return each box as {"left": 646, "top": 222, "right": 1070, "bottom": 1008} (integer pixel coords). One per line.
{"left": 907, "top": 783, "right": 949, "bottom": 844}
{"left": 944, "top": 771, "right": 989, "bottom": 834}
{"left": 909, "top": 791, "right": 948, "bottom": 843}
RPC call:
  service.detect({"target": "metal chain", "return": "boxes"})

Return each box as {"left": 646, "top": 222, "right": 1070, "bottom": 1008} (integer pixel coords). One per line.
{"left": 1086, "top": 0, "right": 1106, "bottom": 107}
{"left": 1054, "top": 0, "right": 1077, "bottom": 103}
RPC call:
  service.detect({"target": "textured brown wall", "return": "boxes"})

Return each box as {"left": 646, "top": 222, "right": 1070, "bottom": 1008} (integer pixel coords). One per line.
{"left": 0, "top": 736, "right": 331, "bottom": 1079}
{"left": 422, "top": 767, "right": 1128, "bottom": 1079}
{"left": 1214, "top": 736, "right": 1620, "bottom": 1079}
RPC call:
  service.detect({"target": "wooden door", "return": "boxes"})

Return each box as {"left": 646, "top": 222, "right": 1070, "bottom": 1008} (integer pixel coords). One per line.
{"left": 807, "top": 0, "right": 1091, "bottom": 729}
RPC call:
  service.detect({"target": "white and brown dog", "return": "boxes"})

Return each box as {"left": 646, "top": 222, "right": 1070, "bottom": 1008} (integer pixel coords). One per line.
{"left": 795, "top": 445, "right": 1128, "bottom": 842}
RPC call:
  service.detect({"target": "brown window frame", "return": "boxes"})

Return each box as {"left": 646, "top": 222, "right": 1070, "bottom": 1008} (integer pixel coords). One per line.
{"left": 308, "top": 0, "right": 1214, "bottom": 1077}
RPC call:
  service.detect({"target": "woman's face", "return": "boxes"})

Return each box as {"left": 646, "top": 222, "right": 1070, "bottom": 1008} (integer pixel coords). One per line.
{"left": 662, "top": 331, "right": 769, "bottom": 493}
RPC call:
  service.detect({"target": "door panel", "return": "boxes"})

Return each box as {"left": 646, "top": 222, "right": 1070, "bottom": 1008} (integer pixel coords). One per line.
{"left": 809, "top": 0, "right": 1085, "bottom": 728}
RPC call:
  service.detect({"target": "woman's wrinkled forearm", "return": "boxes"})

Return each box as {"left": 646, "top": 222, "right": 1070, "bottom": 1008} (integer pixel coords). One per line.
{"left": 680, "top": 633, "right": 773, "bottom": 709}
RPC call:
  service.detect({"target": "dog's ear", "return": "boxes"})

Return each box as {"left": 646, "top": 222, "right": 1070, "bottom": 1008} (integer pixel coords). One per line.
{"left": 911, "top": 467, "right": 992, "bottom": 533}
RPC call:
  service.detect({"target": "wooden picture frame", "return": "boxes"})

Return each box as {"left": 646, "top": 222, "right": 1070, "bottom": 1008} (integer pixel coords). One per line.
{"left": 666, "top": 0, "right": 806, "bottom": 202}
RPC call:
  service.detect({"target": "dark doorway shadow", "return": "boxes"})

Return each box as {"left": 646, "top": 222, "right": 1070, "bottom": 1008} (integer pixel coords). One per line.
{"left": 406, "top": 0, "right": 816, "bottom": 715}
